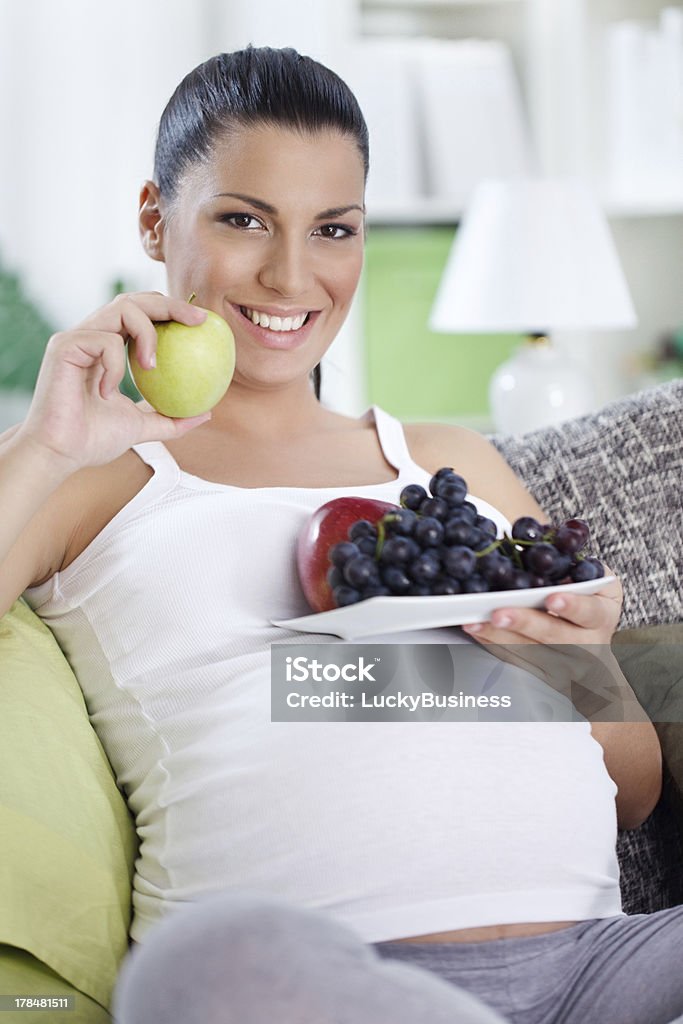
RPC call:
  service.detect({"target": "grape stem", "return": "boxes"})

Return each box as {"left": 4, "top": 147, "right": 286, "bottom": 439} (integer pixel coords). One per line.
{"left": 374, "top": 510, "right": 589, "bottom": 567}
{"left": 474, "top": 539, "right": 502, "bottom": 558}
{"left": 376, "top": 512, "right": 411, "bottom": 559}
{"left": 375, "top": 517, "right": 389, "bottom": 560}
{"left": 502, "top": 532, "right": 524, "bottom": 568}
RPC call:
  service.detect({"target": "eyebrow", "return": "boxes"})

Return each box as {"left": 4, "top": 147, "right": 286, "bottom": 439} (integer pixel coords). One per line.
{"left": 212, "top": 192, "right": 365, "bottom": 219}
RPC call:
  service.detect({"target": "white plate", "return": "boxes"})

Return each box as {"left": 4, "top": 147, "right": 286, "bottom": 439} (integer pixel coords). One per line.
{"left": 271, "top": 576, "right": 616, "bottom": 640}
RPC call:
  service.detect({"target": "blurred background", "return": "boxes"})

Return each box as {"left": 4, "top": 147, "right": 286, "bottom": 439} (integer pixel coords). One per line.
{"left": 1, "top": 0, "right": 682, "bottom": 433}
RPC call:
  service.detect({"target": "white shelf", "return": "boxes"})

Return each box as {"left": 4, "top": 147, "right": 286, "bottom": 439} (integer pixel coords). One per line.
{"left": 353, "top": 0, "right": 683, "bottom": 421}
{"left": 367, "top": 195, "right": 683, "bottom": 225}
{"left": 604, "top": 197, "right": 683, "bottom": 219}
{"left": 366, "top": 198, "right": 463, "bottom": 224}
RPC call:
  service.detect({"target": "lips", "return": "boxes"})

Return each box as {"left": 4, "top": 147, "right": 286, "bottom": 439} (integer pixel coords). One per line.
{"left": 239, "top": 306, "right": 310, "bottom": 332}
{"left": 227, "top": 302, "right": 321, "bottom": 351}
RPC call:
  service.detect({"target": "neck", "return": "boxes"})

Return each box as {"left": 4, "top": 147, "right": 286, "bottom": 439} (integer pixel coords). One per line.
{"left": 205, "top": 377, "right": 333, "bottom": 442}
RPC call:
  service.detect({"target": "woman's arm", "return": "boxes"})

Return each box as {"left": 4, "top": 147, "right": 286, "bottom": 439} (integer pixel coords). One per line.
{"left": 0, "top": 425, "right": 78, "bottom": 616}
{"left": 589, "top": 720, "right": 662, "bottom": 829}
{"left": 405, "top": 422, "right": 663, "bottom": 831}
{"left": 0, "top": 293, "right": 212, "bottom": 618}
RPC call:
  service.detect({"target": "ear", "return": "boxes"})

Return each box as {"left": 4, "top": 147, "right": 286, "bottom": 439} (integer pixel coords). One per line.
{"left": 139, "top": 180, "right": 166, "bottom": 262}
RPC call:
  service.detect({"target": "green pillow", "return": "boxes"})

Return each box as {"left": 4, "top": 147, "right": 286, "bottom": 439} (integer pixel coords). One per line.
{"left": 0, "top": 599, "right": 138, "bottom": 1012}
{"left": 612, "top": 623, "right": 683, "bottom": 804}
{"left": 0, "top": 945, "right": 109, "bottom": 1024}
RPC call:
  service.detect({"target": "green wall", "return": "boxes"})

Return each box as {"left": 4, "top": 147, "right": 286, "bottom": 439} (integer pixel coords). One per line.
{"left": 363, "top": 226, "right": 522, "bottom": 421}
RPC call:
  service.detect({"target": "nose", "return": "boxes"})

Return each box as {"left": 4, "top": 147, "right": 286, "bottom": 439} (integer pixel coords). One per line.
{"left": 257, "top": 233, "right": 315, "bottom": 298}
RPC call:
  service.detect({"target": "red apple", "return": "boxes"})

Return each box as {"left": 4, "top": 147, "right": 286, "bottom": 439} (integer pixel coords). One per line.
{"left": 297, "top": 497, "right": 400, "bottom": 613}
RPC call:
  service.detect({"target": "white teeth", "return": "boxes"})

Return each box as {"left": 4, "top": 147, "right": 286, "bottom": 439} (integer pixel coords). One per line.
{"left": 241, "top": 307, "right": 308, "bottom": 331}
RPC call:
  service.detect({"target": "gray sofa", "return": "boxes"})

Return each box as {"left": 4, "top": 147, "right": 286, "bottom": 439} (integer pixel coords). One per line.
{"left": 490, "top": 378, "right": 683, "bottom": 913}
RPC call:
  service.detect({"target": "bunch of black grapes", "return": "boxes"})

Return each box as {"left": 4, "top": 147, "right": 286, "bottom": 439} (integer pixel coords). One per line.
{"left": 328, "top": 468, "right": 605, "bottom": 608}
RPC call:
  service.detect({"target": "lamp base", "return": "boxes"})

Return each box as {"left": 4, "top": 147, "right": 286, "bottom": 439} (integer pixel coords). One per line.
{"left": 488, "top": 335, "right": 596, "bottom": 434}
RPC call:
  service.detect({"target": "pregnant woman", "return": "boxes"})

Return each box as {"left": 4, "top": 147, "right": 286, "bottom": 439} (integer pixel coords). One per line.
{"left": 1, "top": 45, "right": 680, "bottom": 1024}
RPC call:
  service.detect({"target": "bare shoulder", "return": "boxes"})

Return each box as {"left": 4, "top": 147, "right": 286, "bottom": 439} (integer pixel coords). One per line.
{"left": 403, "top": 421, "right": 547, "bottom": 523}
{"left": 402, "top": 420, "right": 510, "bottom": 486}
{"left": 403, "top": 421, "right": 496, "bottom": 475}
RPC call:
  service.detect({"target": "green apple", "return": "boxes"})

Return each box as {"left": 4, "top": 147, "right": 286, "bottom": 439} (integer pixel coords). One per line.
{"left": 128, "top": 309, "right": 236, "bottom": 417}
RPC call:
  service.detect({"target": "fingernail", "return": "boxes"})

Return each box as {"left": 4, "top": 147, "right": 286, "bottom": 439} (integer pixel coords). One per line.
{"left": 149, "top": 353, "right": 156, "bottom": 368}
{"left": 191, "top": 307, "right": 207, "bottom": 321}
{"left": 463, "top": 623, "right": 482, "bottom": 634}
{"left": 493, "top": 614, "right": 512, "bottom": 628}
{"left": 548, "top": 597, "right": 565, "bottom": 612}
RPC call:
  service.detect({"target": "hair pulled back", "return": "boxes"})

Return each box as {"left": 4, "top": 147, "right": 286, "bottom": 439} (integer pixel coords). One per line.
{"left": 154, "top": 46, "right": 369, "bottom": 201}
{"left": 153, "top": 45, "right": 369, "bottom": 401}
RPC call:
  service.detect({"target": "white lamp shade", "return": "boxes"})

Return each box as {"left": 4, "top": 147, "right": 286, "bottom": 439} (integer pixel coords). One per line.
{"left": 429, "top": 179, "right": 638, "bottom": 333}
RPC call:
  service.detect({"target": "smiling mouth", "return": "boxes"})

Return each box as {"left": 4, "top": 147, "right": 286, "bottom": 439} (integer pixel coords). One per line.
{"left": 238, "top": 306, "right": 312, "bottom": 333}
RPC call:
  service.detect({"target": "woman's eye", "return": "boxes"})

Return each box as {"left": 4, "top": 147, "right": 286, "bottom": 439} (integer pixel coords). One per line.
{"left": 217, "top": 215, "right": 357, "bottom": 239}
{"left": 316, "top": 224, "right": 357, "bottom": 240}
{"left": 219, "top": 213, "right": 263, "bottom": 230}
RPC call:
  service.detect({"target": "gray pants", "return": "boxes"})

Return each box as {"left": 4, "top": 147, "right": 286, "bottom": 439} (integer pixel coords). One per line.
{"left": 112, "top": 892, "right": 683, "bottom": 1024}
{"left": 376, "top": 907, "right": 683, "bottom": 1024}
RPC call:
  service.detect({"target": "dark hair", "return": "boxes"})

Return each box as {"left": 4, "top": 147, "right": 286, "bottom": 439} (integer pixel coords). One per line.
{"left": 153, "top": 46, "right": 368, "bottom": 402}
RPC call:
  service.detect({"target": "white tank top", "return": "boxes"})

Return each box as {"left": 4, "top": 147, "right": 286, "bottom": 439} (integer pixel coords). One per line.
{"left": 23, "top": 405, "right": 623, "bottom": 944}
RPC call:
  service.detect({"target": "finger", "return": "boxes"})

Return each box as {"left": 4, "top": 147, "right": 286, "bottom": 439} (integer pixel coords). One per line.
{"left": 543, "top": 592, "right": 616, "bottom": 631}
{"left": 597, "top": 563, "right": 623, "bottom": 606}
{"left": 96, "top": 335, "right": 128, "bottom": 398}
{"left": 135, "top": 408, "right": 212, "bottom": 443}
{"left": 128, "top": 292, "right": 209, "bottom": 326}
{"left": 462, "top": 607, "right": 580, "bottom": 645}
{"left": 545, "top": 570, "right": 622, "bottom": 630}
{"left": 153, "top": 294, "right": 209, "bottom": 326}
{"left": 50, "top": 329, "right": 126, "bottom": 376}
{"left": 119, "top": 292, "right": 210, "bottom": 325}
{"left": 117, "top": 300, "right": 160, "bottom": 371}
{"left": 76, "top": 292, "right": 207, "bottom": 340}
{"left": 462, "top": 566, "right": 623, "bottom": 642}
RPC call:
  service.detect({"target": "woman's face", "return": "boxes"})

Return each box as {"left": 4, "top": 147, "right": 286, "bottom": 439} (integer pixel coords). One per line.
{"left": 145, "top": 124, "right": 366, "bottom": 394}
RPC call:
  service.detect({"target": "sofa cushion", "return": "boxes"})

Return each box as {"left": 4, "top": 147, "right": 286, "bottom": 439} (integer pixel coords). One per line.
{"left": 0, "top": 599, "right": 137, "bottom": 1011}
{"left": 489, "top": 379, "right": 683, "bottom": 631}
{"left": 0, "top": 945, "right": 109, "bottom": 1024}
{"left": 615, "top": 774, "right": 683, "bottom": 915}
{"left": 613, "top": 623, "right": 683, "bottom": 727}
{"left": 612, "top": 622, "right": 683, "bottom": 805}
{"left": 491, "top": 382, "right": 683, "bottom": 915}
{"left": 611, "top": 621, "right": 683, "bottom": 912}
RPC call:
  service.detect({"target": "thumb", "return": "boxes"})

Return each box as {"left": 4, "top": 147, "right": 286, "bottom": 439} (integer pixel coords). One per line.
{"left": 137, "top": 409, "right": 212, "bottom": 443}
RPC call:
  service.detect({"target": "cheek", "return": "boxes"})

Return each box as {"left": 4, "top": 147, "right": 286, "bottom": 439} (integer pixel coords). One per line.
{"left": 175, "top": 242, "right": 251, "bottom": 295}
{"left": 163, "top": 230, "right": 206, "bottom": 282}
{"left": 331, "top": 249, "right": 364, "bottom": 300}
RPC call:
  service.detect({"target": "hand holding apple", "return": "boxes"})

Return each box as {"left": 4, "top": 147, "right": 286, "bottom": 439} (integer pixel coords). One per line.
{"left": 128, "top": 304, "right": 236, "bottom": 418}
{"left": 16, "top": 292, "right": 221, "bottom": 475}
